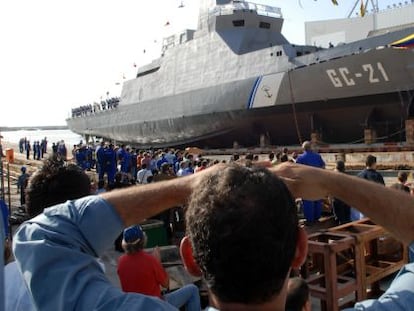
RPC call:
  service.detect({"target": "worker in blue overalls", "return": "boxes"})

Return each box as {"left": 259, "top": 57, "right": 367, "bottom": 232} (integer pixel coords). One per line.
{"left": 296, "top": 141, "right": 326, "bottom": 225}
{"left": 96, "top": 141, "right": 106, "bottom": 182}
{"left": 104, "top": 143, "right": 117, "bottom": 186}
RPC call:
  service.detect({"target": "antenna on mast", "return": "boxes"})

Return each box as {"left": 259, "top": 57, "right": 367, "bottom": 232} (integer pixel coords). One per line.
{"left": 347, "top": 0, "right": 378, "bottom": 18}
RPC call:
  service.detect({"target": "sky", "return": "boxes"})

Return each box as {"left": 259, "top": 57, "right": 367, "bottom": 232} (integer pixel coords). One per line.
{"left": 0, "top": 0, "right": 401, "bottom": 127}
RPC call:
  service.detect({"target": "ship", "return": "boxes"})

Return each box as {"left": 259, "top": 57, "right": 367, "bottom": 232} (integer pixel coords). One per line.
{"left": 67, "top": 0, "right": 414, "bottom": 148}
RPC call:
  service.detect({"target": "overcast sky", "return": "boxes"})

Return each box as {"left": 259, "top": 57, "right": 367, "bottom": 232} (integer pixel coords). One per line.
{"left": 0, "top": 0, "right": 399, "bottom": 127}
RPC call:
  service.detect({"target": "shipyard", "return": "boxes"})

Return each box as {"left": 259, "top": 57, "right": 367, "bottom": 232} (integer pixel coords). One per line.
{"left": 1, "top": 0, "right": 414, "bottom": 310}
{"left": 66, "top": 0, "right": 414, "bottom": 150}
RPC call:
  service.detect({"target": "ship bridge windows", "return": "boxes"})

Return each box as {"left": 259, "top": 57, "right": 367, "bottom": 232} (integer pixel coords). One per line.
{"left": 232, "top": 19, "right": 245, "bottom": 27}
{"left": 271, "top": 50, "right": 283, "bottom": 57}
{"left": 259, "top": 21, "right": 270, "bottom": 29}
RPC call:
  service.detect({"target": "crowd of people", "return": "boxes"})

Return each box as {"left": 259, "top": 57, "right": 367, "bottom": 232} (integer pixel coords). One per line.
{"left": 18, "top": 137, "right": 48, "bottom": 161}
{"left": 35, "top": 139, "right": 414, "bottom": 228}
{"left": 2, "top": 138, "right": 414, "bottom": 311}
{"left": 71, "top": 97, "right": 120, "bottom": 118}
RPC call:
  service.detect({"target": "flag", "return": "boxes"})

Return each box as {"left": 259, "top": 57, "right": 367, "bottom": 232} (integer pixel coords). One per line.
{"left": 391, "top": 33, "right": 414, "bottom": 49}
{"left": 360, "top": 0, "right": 366, "bottom": 17}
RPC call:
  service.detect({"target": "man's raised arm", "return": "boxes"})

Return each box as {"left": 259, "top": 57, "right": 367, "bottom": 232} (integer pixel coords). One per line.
{"left": 101, "top": 164, "right": 222, "bottom": 227}
{"left": 273, "top": 163, "right": 414, "bottom": 245}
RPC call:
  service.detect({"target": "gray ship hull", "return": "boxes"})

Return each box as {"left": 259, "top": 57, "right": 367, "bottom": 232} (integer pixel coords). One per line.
{"left": 67, "top": 47, "right": 414, "bottom": 148}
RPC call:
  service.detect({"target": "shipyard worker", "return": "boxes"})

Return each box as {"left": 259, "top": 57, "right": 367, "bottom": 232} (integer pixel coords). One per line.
{"left": 96, "top": 141, "right": 106, "bottom": 181}
{"left": 137, "top": 163, "right": 153, "bottom": 184}
{"left": 117, "top": 225, "right": 201, "bottom": 311}
{"left": 280, "top": 154, "right": 289, "bottom": 163}
{"left": 6, "top": 156, "right": 92, "bottom": 311}
{"left": 104, "top": 143, "right": 117, "bottom": 186}
{"left": 117, "top": 144, "right": 126, "bottom": 166}
{"left": 390, "top": 171, "right": 410, "bottom": 193}
{"left": 285, "top": 277, "right": 311, "bottom": 311}
{"left": 157, "top": 152, "right": 169, "bottom": 170}
{"left": 269, "top": 152, "right": 277, "bottom": 165}
{"left": 17, "top": 166, "right": 30, "bottom": 207}
{"left": 353, "top": 154, "right": 385, "bottom": 220}
{"left": 25, "top": 140, "right": 31, "bottom": 160}
{"left": 141, "top": 151, "right": 152, "bottom": 168}
{"left": 0, "top": 140, "right": 3, "bottom": 159}
{"left": 57, "top": 140, "right": 67, "bottom": 161}
{"left": 12, "top": 162, "right": 414, "bottom": 310}
{"left": 357, "top": 154, "right": 385, "bottom": 185}
{"left": 331, "top": 160, "right": 351, "bottom": 225}
{"left": 18, "top": 138, "right": 25, "bottom": 153}
{"left": 120, "top": 147, "right": 132, "bottom": 174}
{"left": 295, "top": 141, "right": 325, "bottom": 225}
{"left": 51, "top": 142, "right": 58, "bottom": 154}
{"left": 0, "top": 211, "right": 5, "bottom": 311}
{"left": 75, "top": 145, "right": 87, "bottom": 170}
{"left": 130, "top": 148, "right": 138, "bottom": 182}
{"left": 177, "top": 160, "right": 193, "bottom": 177}
{"left": 230, "top": 153, "right": 240, "bottom": 162}
{"left": 42, "top": 137, "right": 47, "bottom": 155}
{"left": 165, "top": 149, "right": 177, "bottom": 165}
{"left": 32, "top": 141, "right": 37, "bottom": 160}
{"left": 35, "top": 141, "right": 41, "bottom": 160}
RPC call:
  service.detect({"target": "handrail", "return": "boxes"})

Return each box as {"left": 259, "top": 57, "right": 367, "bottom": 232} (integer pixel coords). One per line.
{"left": 210, "top": 1, "right": 282, "bottom": 18}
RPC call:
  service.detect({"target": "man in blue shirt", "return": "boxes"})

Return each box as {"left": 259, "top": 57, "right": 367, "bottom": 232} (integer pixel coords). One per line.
{"left": 296, "top": 141, "right": 325, "bottom": 225}
{"left": 6, "top": 156, "right": 93, "bottom": 310}
{"left": 0, "top": 211, "right": 4, "bottom": 311}
{"left": 0, "top": 199, "right": 8, "bottom": 239}
{"left": 357, "top": 155, "right": 385, "bottom": 185}
{"left": 12, "top": 162, "right": 414, "bottom": 311}
{"left": 352, "top": 154, "right": 385, "bottom": 220}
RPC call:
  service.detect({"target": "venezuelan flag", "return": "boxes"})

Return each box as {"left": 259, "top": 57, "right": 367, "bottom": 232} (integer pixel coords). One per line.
{"left": 391, "top": 33, "right": 414, "bottom": 49}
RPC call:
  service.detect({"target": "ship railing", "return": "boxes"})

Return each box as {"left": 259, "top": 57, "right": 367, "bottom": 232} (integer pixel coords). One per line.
{"left": 70, "top": 97, "right": 120, "bottom": 118}
{"left": 209, "top": 1, "right": 282, "bottom": 19}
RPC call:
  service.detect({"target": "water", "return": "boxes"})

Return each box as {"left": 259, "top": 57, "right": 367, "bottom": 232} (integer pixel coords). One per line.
{"left": 0, "top": 129, "right": 83, "bottom": 148}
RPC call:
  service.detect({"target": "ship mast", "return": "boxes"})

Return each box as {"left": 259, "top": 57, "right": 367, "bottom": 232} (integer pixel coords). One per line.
{"left": 347, "top": 0, "right": 379, "bottom": 18}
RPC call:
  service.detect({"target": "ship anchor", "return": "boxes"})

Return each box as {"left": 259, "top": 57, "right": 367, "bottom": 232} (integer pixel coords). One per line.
{"left": 262, "top": 85, "right": 273, "bottom": 98}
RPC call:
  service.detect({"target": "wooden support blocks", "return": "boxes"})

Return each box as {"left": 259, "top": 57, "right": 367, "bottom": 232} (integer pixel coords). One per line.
{"left": 306, "top": 232, "right": 359, "bottom": 311}
{"left": 329, "top": 218, "right": 407, "bottom": 301}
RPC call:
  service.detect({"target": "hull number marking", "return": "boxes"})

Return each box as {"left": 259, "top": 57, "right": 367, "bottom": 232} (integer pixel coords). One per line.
{"left": 326, "top": 62, "right": 389, "bottom": 88}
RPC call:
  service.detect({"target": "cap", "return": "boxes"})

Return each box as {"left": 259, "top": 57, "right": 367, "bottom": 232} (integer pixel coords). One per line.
{"left": 123, "top": 225, "right": 144, "bottom": 244}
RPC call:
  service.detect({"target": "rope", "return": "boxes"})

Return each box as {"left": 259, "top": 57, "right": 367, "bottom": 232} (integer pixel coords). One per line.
{"left": 287, "top": 70, "right": 303, "bottom": 145}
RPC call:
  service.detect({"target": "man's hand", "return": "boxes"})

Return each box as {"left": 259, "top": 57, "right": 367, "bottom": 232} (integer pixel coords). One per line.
{"left": 270, "top": 163, "right": 331, "bottom": 200}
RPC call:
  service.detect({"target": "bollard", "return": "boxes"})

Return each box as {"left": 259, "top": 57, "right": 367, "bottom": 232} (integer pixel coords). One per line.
{"left": 5, "top": 148, "right": 14, "bottom": 164}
